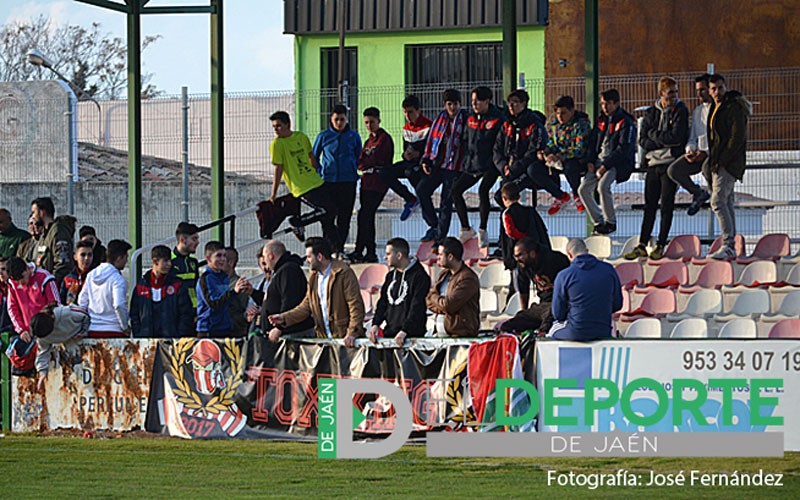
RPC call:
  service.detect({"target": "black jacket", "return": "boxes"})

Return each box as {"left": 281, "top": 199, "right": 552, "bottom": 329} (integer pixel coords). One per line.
{"left": 130, "top": 271, "right": 194, "bottom": 338}
{"left": 707, "top": 90, "right": 752, "bottom": 180}
{"left": 501, "top": 203, "right": 551, "bottom": 270}
{"left": 373, "top": 259, "right": 431, "bottom": 338}
{"left": 639, "top": 99, "right": 690, "bottom": 163}
{"left": 587, "top": 107, "right": 637, "bottom": 182}
{"left": 520, "top": 248, "right": 570, "bottom": 303}
{"left": 493, "top": 108, "right": 547, "bottom": 177}
{"left": 260, "top": 252, "right": 314, "bottom": 335}
{"left": 463, "top": 104, "right": 504, "bottom": 175}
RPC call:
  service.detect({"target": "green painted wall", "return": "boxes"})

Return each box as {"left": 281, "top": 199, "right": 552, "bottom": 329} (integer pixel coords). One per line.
{"left": 293, "top": 26, "right": 545, "bottom": 142}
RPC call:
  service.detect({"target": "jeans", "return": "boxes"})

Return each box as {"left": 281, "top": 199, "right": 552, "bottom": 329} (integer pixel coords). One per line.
{"left": 416, "top": 168, "right": 459, "bottom": 241}
{"left": 578, "top": 167, "right": 617, "bottom": 225}
{"left": 354, "top": 189, "right": 386, "bottom": 257}
{"left": 379, "top": 159, "right": 422, "bottom": 203}
{"left": 451, "top": 170, "right": 499, "bottom": 230}
{"left": 327, "top": 181, "right": 357, "bottom": 253}
{"left": 639, "top": 163, "right": 678, "bottom": 247}
{"left": 667, "top": 155, "right": 704, "bottom": 197}
{"left": 702, "top": 161, "right": 737, "bottom": 248}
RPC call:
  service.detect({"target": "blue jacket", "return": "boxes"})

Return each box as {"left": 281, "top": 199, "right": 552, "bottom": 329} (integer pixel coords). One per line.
{"left": 312, "top": 124, "right": 362, "bottom": 183}
{"left": 551, "top": 254, "right": 623, "bottom": 341}
{"left": 196, "top": 268, "right": 233, "bottom": 334}
{"left": 130, "top": 271, "right": 194, "bottom": 338}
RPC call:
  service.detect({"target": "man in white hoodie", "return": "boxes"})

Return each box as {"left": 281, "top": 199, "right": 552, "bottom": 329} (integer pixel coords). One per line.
{"left": 30, "top": 303, "right": 91, "bottom": 390}
{"left": 78, "top": 239, "right": 131, "bottom": 338}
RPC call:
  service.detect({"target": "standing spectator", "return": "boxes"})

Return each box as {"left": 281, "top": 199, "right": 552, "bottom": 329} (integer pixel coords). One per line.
{"left": 78, "top": 225, "right": 107, "bottom": 270}
{"left": 668, "top": 74, "right": 714, "bottom": 216}
{"left": 251, "top": 249, "right": 271, "bottom": 306}
{"left": 196, "top": 241, "right": 248, "bottom": 338}
{"left": 550, "top": 238, "right": 623, "bottom": 340}
{"left": 60, "top": 240, "right": 94, "bottom": 305}
{"left": 578, "top": 88, "right": 637, "bottom": 235}
{"left": 78, "top": 239, "right": 131, "bottom": 338}
{"left": 261, "top": 240, "right": 315, "bottom": 341}
{"left": 542, "top": 95, "right": 592, "bottom": 212}
{"left": 497, "top": 237, "right": 569, "bottom": 335}
{"left": 5, "top": 256, "right": 60, "bottom": 343}
{"left": 368, "top": 238, "right": 431, "bottom": 346}
{"left": 425, "top": 237, "right": 480, "bottom": 337}
{"left": 31, "top": 303, "right": 90, "bottom": 390}
{"left": 130, "top": 245, "right": 194, "bottom": 338}
{"left": 379, "top": 95, "right": 432, "bottom": 221}
{"left": 30, "top": 197, "right": 75, "bottom": 285}
{"left": 493, "top": 89, "right": 572, "bottom": 217}
{"left": 417, "top": 89, "right": 468, "bottom": 244}
{"left": 16, "top": 216, "right": 43, "bottom": 262}
{"left": 224, "top": 246, "right": 256, "bottom": 337}
{"left": 0, "top": 257, "right": 13, "bottom": 333}
{"left": 0, "top": 209, "right": 30, "bottom": 258}
{"left": 349, "top": 107, "right": 394, "bottom": 263}
{"left": 499, "top": 183, "right": 551, "bottom": 309}
{"left": 451, "top": 86, "right": 504, "bottom": 247}
{"left": 270, "top": 237, "right": 365, "bottom": 346}
{"left": 269, "top": 111, "right": 338, "bottom": 247}
{"left": 171, "top": 222, "right": 200, "bottom": 310}
{"left": 703, "top": 74, "right": 752, "bottom": 260}
{"left": 312, "top": 104, "right": 363, "bottom": 255}
{"left": 626, "top": 76, "right": 689, "bottom": 260}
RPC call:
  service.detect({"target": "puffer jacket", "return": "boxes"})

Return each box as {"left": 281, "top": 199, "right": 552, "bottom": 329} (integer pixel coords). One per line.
{"left": 493, "top": 108, "right": 547, "bottom": 177}
{"left": 586, "top": 107, "right": 637, "bottom": 183}
{"left": 462, "top": 104, "right": 504, "bottom": 175}
{"left": 707, "top": 90, "right": 752, "bottom": 181}
{"left": 545, "top": 110, "right": 592, "bottom": 160}
{"left": 130, "top": 270, "right": 194, "bottom": 338}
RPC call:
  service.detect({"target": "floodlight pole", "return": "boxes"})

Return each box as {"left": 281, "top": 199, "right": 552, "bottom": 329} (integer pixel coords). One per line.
{"left": 127, "top": 1, "right": 143, "bottom": 277}
{"left": 585, "top": 0, "right": 600, "bottom": 123}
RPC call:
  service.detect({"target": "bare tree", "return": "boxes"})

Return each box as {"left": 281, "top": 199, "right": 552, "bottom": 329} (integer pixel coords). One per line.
{"left": 0, "top": 15, "right": 161, "bottom": 99}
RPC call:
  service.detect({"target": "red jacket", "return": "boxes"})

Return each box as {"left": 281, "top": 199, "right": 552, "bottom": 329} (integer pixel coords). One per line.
{"left": 358, "top": 128, "right": 395, "bottom": 193}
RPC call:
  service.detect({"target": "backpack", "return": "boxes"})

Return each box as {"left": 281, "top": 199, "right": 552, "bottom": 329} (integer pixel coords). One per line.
{"left": 4, "top": 335, "right": 38, "bottom": 376}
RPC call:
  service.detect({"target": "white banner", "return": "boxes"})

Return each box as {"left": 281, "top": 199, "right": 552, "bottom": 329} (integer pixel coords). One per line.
{"left": 535, "top": 340, "right": 800, "bottom": 451}
{"left": 12, "top": 339, "right": 157, "bottom": 432}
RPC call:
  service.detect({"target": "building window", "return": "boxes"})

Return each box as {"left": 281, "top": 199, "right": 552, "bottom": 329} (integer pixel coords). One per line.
{"left": 406, "top": 43, "right": 503, "bottom": 114}
{"left": 320, "top": 47, "right": 358, "bottom": 130}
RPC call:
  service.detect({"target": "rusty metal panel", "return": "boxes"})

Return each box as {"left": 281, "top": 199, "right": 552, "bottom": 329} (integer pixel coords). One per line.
{"left": 12, "top": 339, "right": 157, "bottom": 432}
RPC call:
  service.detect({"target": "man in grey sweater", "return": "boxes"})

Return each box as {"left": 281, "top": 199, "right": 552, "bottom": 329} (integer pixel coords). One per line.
{"left": 30, "top": 303, "right": 91, "bottom": 390}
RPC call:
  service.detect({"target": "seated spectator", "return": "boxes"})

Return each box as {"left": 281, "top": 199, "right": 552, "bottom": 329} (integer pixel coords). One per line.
{"left": 224, "top": 246, "right": 256, "bottom": 337}
{"left": 368, "top": 237, "right": 431, "bottom": 346}
{"left": 0, "top": 208, "right": 30, "bottom": 258}
{"left": 130, "top": 245, "right": 194, "bottom": 338}
{"left": 30, "top": 196, "right": 75, "bottom": 285}
{"left": 78, "top": 239, "right": 131, "bottom": 338}
{"left": 30, "top": 303, "right": 90, "bottom": 390}
{"left": 270, "top": 237, "right": 364, "bottom": 346}
{"left": 60, "top": 240, "right": 94, "bottom": 305}
{"left": 496, "top": 237, "right": 569, "bottom": 335}
{"left": 425, "top": 237, "right": 480, "bottom": 337}
{"left": 499, "top": 183, "right": 551, "bottom": 309}
{"left": 5, "top": 256, "right": 61, "bottom": 343}
{"left": 16, "top": 216, "right": 44, "bottom": 262}
{"left": 196, "top": 241, "right": 248, "bottom": 338}
{"left": 550, "top": 238, "right": 623, "bottom": 340}
{"left": 541, "top": 95, "right": 592, "bottom": 212}
{"left": 261, "top": 240, "right": 315, "bottom": 341}
{"left": 79, "top": 225, "right": 107, "bottom": 270}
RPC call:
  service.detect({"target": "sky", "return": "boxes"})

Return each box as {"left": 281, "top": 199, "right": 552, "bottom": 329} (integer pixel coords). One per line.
{"left": 0, "top": 0, "right": 295, "bottom": 94}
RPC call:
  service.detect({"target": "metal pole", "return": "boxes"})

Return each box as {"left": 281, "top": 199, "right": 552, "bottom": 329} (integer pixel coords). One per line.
{"left": 337, "top": 0, "right": 347, "bottom": 104}
{"left": 65, "top": 107, "right": 75, "bottom": 215}
{"left": 181, "top": 86, "right": 190, "bottom": 222}
{"left": 501, "top": 0, "right": 518, "bottom": 100}
{"left": 585, "top": 0, "right": 600, "bottom": 123}
{"left": 127, "top": 1, "right": 143, "bottom": 277}
{"left": 210, "top": 0, "right": 225, "bottom": 242}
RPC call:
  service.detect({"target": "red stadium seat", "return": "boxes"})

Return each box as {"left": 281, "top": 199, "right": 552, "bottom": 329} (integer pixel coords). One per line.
{"left": 680, "top": 260, "right": 733, "bottom": 291}
{"left": 358, "top": 263, "right": 388, "bottom": 292}
{"left": 736, "top": 233, "right": 790, "bottom": 265}
{"left": 639, "top": 261, "right": 688, "bottom": 288}
{"left": 647, "top": 234, "right": 700, "bottom": 264}
{"left": 615, "top": 261, "right": 643, "bottom": 289}
{"left": 767, "top": 318, "right": 800, "bottom": 339}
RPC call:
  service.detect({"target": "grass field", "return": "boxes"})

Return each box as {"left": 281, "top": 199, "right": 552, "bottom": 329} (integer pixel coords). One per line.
{"left": 1, "top": 435, "right": 798, "bottom": 499}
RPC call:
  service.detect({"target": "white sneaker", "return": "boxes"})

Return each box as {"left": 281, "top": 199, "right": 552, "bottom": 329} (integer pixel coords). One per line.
{"left": 478, "top": 229, "right": 488, "bottom": 248}
{"left": 709, "top": 245, "right": 736, "bottom": 260}
{"left": 458, "top": 227, "right": 476, "bottom": 243}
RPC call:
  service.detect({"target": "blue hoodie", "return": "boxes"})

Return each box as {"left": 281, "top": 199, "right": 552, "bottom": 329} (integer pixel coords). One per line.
{"left": 551, "top": 253, "right": 623, "bottom": 341}
{"left": 195, "top": 267, "right": 233, "bottom": 334}
{"left": 312, "top": 124, "right": 362, "bottom": 183}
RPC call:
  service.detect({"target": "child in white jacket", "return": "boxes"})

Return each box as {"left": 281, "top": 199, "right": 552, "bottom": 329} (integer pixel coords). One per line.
{"left": 31, "top": 303, "right": 91, "bottom": 390}
{"left": 77, "top": 240, "right": 132, "bottom": 338}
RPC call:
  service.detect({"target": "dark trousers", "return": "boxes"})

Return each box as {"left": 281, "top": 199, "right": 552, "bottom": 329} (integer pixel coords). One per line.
{"left": 667, "top": 155, "right": 704, "bottom": 197}
{"left": 379, "top": 160, "right": 422, "bottom": 203}
{"left": 640, "top": 163, "right": 678, "bottom": 247}
{"left": 327, "top": 181, "right": 357, "bottom": 253}
{"left": 452, "top": 170, "right": 499, "bottom": 230}
{"left": 527, "top": 161, "right": 566, "bottom": 198}
{"left": 560, "top": 158, "right": 586, "bottom": 196}
{"left": 301, "top": 184, "right": 339, "bottom": 251}
{"left": 500, "top": 302, "right": 553, "bottom": 333}
{"left": 354, "top": 189, "right": 386, "bottom": 257}
{"left": 416, "top": 168, "right": 459, "bottom": 241}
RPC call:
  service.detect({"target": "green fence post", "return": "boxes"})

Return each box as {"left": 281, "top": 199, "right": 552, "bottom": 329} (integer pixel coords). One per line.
{"left": 0, "top": 332, "right": 11, "bottom": 432}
